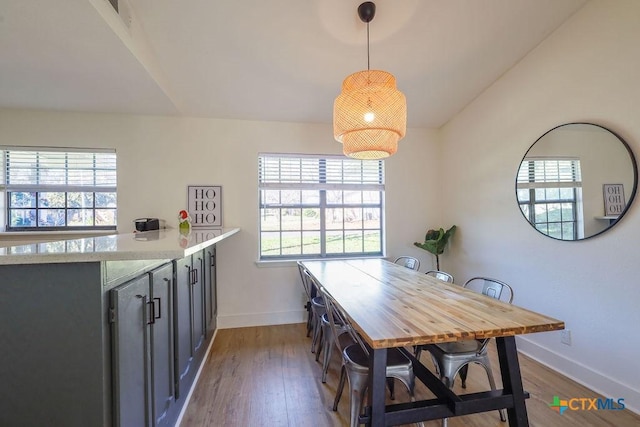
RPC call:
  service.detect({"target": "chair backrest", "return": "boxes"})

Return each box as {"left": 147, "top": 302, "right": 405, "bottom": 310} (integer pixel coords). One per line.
{"left": 319, "top": 285, "right": 368, "bottom": 356}
{"left": 394, "top": 256, "right": 420, "bottom": 271}
{"left": 425, "top": 270, "right": 454, "bottom": 283}
{"left": 463, "top": 277, "right": 514, "bottom": 303}
{"left": 297, "top": 261, "right": 313, "bottom": 300}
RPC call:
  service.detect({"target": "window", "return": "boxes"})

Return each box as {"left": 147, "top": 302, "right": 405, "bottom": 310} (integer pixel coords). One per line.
{"left": 517, "top": 157, "right": 582, "bottom": 239}
{"left": 1, "top": 147, "right": 117, "bottom": 231}
{"left": 258, "top": 153, "right": 384, "bottom": 260}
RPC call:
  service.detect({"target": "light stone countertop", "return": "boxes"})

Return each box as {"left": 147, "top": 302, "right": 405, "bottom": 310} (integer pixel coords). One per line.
{"left": 0, "top": 227, "right": 240, "bottom": 265}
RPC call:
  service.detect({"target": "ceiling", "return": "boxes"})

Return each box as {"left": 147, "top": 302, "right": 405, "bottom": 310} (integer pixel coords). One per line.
{"left": 0, "top": 0, "right": 587, "bottom": 128}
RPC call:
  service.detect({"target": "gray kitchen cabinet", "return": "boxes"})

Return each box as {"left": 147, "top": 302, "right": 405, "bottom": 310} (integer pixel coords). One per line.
{"left": 0, "top": 227, "right": 239, "bottom": 426}
{"left": 174, "top": 251, "right": 206, "bottom": 398}
{"left": 110, "top": 262, "right": 176, "bottom": 427}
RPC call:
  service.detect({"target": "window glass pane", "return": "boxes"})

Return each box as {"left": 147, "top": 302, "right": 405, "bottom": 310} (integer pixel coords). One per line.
{"left": 95, "top": 192, "right": 117, "bottom": 207}
{"left": 545, "top": 188, "right": 560, "bottom": 201}
{"left": 280, "top": 190, "right": 301, "bottom": 205}
{"left": 302, "top": 208, "right": 320, "bottom": 230}
{"left": 281, "top": 231, "right": 302, "bottom": 255}
{"left": 301, "top": 190, "right": 319, "bottom": 205}
{"left": 261, "top": 208, "right": 281, "bottom": 231}
{"left": 261, "top": 232, "right": 281, "bottom": 256}
{"left": 345, "top": 208, "right": 363, "bottom": 229}
{"left": 38, "top": 209, "right": 65, "bottom": 227}
{"left": 326, "top": 191, "right": 342, "bottom": 204}
{"left": 363, "top": 208, "right": 380, "bottom": 229}
{"left": 39, "top": 192, "right": 65, "bottom": 208}
{"left": 281, "top": 209, "right": 302, "bottom": 231}
{"left": 561, "top": 203, "right": 574, "bottom": 220}
{"left": 363, "top": 191, "right": 380, "bottom": 204}
{"left": 68, "top": 192, "right": 94, "bottom": 208}
{"left": 344, "top": 231, "right": 363, "bottom": 253}
{"left": 546, "top": 204, "right": 562, "bottom": 221}
{"left": 10, "top": 192, "right": 36, "bottom": 208}
{"left": 516, "top": 189, "right": 529, "bottom": 202}
{"left": 364, "top": 230, "right": 381, "bottom": 252}
{"left": 302, "top": 231, "right": 321, "bottom": 254}
{"left": 68, "top": 209, "right": 94, "bottom": 226}
{"left": 559, "top": 188, "right": 574, "bottom": 199}
{"left": 562, "top": 223, "right": 575, "bottom": 240}
{"left": 9, "top": 209, "right": 36, "bottom": 227}
{"left": 96, "top": 209, "right": 117, "bottom": 226}
{"left": 263, "top": 190, "right": 281, "bottom": 205}
{"left": 344, "top": 191, "right": 362, "bottom": 204}
{"left": 534, "top": 205, "right": 548, "bottom": 223}
{"left": 535, "top": 188, "right": 547, "bottom": 201}
{"left": 326, "top": 209, "right": 343, "bottom": 230}
{"left": 326, "top": 231, "right": 344, "bottom": 254}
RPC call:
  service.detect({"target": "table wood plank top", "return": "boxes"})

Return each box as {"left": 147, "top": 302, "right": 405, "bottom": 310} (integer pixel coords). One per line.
{"left": 302, "top": 259, "right": 564, "bottom": 350}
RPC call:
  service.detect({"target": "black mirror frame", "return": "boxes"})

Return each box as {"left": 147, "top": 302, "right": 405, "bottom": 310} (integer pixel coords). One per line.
{"left": 516, "top": 122, "right": 638, "bottom": 241}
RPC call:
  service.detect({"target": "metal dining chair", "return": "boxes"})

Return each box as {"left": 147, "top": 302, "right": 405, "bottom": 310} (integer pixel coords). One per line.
{"left": 320, "top": 284, "right": 417, "bottom": 427}
{"left": 394, "top": 256, "right": 420, "bottom": 271}
{"left": 416, "top": 277, "right": 513, "bottom": 425}
{"left": 425, "top": 270, "right": 454, "bottom": 283}
{"left": 297, "top": 261, "right": 315, "bottom": 337}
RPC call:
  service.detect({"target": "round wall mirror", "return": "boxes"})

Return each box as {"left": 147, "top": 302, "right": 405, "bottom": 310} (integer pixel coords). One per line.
{"left": 516, "top": 123, "right": 637, "bottom": 241}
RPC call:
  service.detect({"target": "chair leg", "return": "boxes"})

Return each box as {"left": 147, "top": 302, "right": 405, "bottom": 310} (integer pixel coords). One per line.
{"left": 315, "top": 326, "right": 324, "bottom": 362}
{"left": 414, "top": 345, "right": 422, "bottom": 360}
{"left": 348, "top": 371, "right": 368, "bottom": 427}
{"left": 459, "top": 364, "right": 469, "bottom": 389}
{"left": 387, "top": 378, "right": 395, "bottom": 400}
{"left": 306, "top": 302, "right": 312, "bottom": 337}
{"left": 333, "top": 366, "right": 347, "bottom": 411}
{"left": 311, "top": 314, "right": 322, "bottom": 353}
{"left": 321, "top": 329, "right": 332, "bottom": 383}
{"left": 481, "top": 361, "right": 507, "bottom": 422}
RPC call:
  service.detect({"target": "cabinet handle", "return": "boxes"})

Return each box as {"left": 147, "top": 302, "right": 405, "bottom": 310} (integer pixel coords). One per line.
{"left": 153, "top": 297, "right": 161, "bottom": 320}
{"left": 147, "top": 300, "right": 155, "bottom": 325}
{"left": 194, "top": 268, "right": 199, "bottom": 284}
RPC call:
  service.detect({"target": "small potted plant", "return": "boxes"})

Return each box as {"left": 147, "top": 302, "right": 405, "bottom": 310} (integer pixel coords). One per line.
{"left": 414, "top": 225, "right": 456, "bottom": 270}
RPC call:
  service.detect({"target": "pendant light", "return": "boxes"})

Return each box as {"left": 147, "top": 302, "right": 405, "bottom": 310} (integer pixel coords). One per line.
{"left": 333, "top": 1, "right": 407, "bottom": 160}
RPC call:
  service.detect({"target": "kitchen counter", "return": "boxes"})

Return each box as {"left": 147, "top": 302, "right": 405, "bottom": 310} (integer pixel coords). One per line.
{"left": 0, "top": 226, "right": 239, "bottom": 426}
{"left": 0, "top": 227, "right": 239, "bottom": 265}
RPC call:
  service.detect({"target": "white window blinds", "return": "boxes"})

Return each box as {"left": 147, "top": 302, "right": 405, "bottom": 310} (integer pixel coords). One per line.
{"left": 258, "top": 153, "right": 384, "bottom": 191}
{"left": 2, "top": 147, "right": 117, "bottom": 192}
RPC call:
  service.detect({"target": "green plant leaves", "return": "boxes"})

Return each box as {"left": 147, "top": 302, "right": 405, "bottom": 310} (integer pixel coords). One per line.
{"left": 413, "top": 225, "right": 456, "bottom": 256}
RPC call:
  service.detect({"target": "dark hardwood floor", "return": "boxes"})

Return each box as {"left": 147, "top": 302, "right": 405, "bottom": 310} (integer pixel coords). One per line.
{"left": 180, "top": 324, "right": 639, "bottom": 426}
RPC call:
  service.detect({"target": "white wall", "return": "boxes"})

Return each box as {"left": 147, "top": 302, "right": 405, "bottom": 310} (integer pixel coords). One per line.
{"left": 440, "top": 0, "right": 640, "bottom": 412}
{"left": 0, "top": 109, "right": 440, "bottom": 327}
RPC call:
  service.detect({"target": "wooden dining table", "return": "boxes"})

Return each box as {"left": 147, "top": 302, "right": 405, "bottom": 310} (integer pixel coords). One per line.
{"left": 301, "top": 258, "right": 564, "bottom": 427}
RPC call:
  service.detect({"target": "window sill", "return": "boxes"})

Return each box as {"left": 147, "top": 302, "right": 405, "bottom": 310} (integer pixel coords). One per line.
{"left": 1, "top": 230, "right": 117, "bottom": 237}
{"left": 254, "top": 255, "right": 385, "bottom": 268}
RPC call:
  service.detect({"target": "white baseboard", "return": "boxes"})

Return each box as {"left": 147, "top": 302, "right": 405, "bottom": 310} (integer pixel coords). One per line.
{"left": 217, "top": 309, "right": 305, "bottom": 329}
{"left": 516, "top": 336, "right": 639, "bottom": 415}
{"left": 176, "top": 328, "right": 219, "bottom": 427}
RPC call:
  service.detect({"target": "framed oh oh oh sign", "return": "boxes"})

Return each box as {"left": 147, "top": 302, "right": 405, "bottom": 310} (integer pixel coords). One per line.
{"left": 187, "top": 185, "right": 222, "bottom": 228}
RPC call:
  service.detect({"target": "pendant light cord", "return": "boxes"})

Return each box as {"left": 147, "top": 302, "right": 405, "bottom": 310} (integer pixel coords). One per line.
{"left": 366, "top": 22, "right": 370, "bottom": 70}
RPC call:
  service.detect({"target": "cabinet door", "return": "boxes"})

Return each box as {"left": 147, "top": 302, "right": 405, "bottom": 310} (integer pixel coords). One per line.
{"left": 192, "top": 251, "right": 206, "bottom": 356}
{"left": 173, "top": 256, "right": 193, "bottom": 399}
{"left": 111, "top": 275, "right": 152, "bottom": 427}
{"left": 204, "top": 245, "right": 217, "bottom": 335}
{"left": 149, "top": 264, "right": 175, "bottom": 427}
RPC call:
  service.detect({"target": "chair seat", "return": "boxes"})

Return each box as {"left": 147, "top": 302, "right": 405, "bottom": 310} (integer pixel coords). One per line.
{"left": 344, "top": 345, "right": 412, "bottom": 372}
{"left": 432, "top": 339, "right": 483, "bottom": 355}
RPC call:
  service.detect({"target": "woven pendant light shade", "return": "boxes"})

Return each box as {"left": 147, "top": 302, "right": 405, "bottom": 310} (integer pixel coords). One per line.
{"left": 333, "top": 70, "right": 407, "bottom": 160}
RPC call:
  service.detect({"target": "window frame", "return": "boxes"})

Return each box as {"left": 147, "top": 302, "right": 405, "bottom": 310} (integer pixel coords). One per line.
{"left": 1, "top": 146, "right": 117, "bottom": 232}
{"left": 258, "top": 153, "right": 385, "bottom": 261}
{"left": 517, "top": 157, "right": 583, "bottom": 240}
